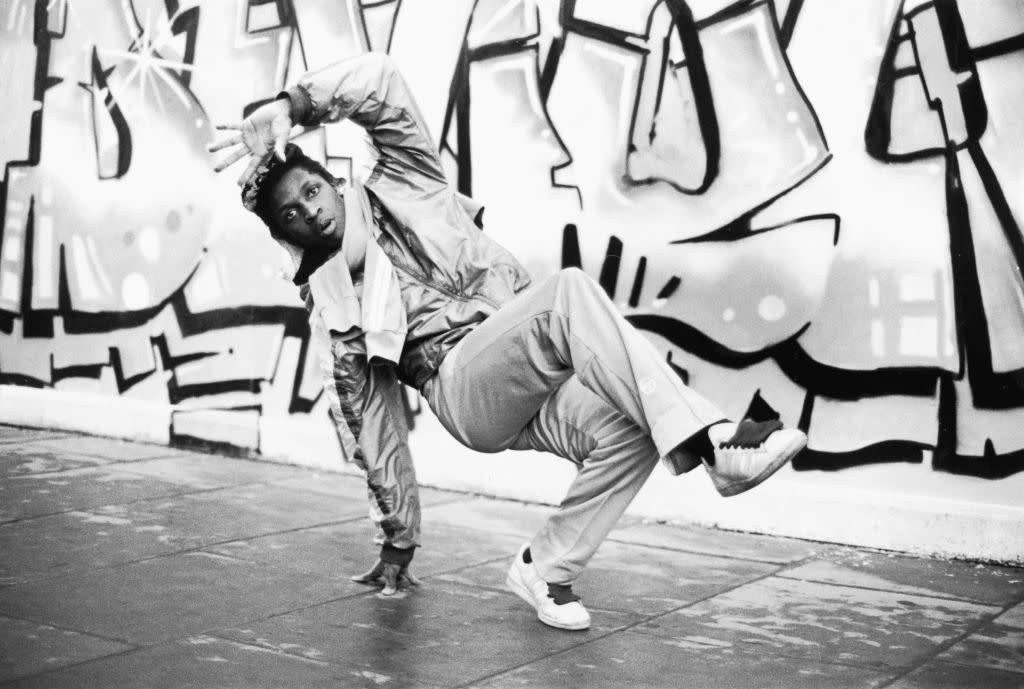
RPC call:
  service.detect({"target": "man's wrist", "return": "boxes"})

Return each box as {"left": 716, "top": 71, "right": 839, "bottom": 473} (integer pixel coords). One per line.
{"left": 379, "top": 544, "right": 415, "bottom": 567}
{"left": 277, "top": 85, "right": 313, "bottom": 125}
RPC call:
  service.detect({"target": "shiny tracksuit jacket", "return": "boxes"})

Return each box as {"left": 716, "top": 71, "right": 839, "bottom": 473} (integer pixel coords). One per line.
{"left": 280, "top": 53, "right": 532, "bottom": 564}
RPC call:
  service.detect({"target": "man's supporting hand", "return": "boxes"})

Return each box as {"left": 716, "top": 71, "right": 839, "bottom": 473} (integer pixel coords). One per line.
{"left": 351, "top": 559, "right": 422, "bottom": 596}
{"left": 206, "top": 98, "right": 302, "bottom": 186}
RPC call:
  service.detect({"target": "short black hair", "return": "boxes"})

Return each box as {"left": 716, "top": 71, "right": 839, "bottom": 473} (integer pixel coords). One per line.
{"left": 250, "top": 143, "right": 340, "bottom": 235}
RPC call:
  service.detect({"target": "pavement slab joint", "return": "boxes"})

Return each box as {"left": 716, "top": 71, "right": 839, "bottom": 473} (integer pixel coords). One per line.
{"left": 2, "top": 424, "right": 1024, "bottom": 688}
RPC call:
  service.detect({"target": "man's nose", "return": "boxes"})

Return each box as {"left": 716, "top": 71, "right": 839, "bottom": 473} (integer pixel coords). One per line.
{"left": 304, "top": 205, "right": 321, "bottom": 224}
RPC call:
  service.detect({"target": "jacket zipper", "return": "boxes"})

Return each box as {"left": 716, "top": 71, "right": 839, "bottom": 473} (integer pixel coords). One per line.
{"left": 371, "top": 207, "right": 502, "bottom": 311}
{"left": 388, "top": 257, "right": 500, "bottom": 310}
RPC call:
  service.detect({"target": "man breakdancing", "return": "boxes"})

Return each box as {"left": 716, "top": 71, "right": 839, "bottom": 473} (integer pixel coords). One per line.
{"left": 209, "top": 53, "right": 806, "bottom": 631}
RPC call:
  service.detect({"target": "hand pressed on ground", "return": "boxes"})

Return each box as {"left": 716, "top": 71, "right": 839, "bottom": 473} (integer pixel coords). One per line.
{"left": 351, "top": 559, "right": 422, "bottom": 596}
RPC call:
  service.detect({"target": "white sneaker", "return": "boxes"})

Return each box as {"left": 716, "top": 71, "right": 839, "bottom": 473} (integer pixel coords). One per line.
{"left": 505, "top": 544, "right": 590, "bottom": 631}
{"left": 705, "top": 422, "right": 807, "bottom": 497}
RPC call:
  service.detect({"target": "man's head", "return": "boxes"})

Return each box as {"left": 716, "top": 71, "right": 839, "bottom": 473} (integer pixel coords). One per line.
{"left": 246, "top": 144, "right": 346, "bottom": 250}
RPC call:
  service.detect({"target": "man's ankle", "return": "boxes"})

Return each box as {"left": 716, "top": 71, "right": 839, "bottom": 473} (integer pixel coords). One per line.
{"left": 721, "top": 418, "right": 783, "bottom": 449}
{"left": 679, "top": 425, "right": 718, "bottom": 465}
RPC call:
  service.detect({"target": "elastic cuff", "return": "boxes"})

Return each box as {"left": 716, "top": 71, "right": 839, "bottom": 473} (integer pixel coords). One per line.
{"left": 380, "top": 544, "right": 415, "bottom": 567}
{"left": 279, "top": 85, "right": 313, "bottom": 124}
{"left": 650, "top": 412, "right": 726, "bottom": 460}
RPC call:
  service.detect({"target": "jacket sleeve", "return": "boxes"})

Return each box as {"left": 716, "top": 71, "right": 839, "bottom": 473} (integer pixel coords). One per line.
{"left": 324, "top": 331, "right": 421, "bottom": 562}
{"left": 283, "top": 53, "right": 445, "bottom": 185}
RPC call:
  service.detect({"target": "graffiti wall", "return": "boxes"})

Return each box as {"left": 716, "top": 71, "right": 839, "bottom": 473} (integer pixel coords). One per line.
{"left": 1, "top": 0, "right": 1022, "bottom": 478}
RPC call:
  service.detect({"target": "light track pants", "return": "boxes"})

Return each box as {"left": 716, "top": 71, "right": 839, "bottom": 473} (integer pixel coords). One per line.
{"left": 422, "top": 268, "right": 726, "bottom": 583}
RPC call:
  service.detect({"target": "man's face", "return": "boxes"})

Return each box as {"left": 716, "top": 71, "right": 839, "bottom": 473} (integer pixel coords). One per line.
{"left": 269, "top": 166, "right": 346, "bottom": 249}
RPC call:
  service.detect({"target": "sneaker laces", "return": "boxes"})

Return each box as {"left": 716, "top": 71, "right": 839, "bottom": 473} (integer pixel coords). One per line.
{"left": 547, "top": 583, "right": 580, "bottom": 605}
{"left": 719, "top": 418, "right": 783, "bottom": 449}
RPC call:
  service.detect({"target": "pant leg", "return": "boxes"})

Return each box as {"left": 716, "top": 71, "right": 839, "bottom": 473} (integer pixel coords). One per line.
{"left": 510, "top": 376, "right": 661, "bottom": 584}
{"left": 422, "top": 267, "right": 725, "bottom": 459}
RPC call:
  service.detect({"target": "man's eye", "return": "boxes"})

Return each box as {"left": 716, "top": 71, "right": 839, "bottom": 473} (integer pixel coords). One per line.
{"left": 308, "top": 186, "right": 319, "bottom": 197}
{"left": 284, "top": 210, "right": 296, "bottom": 221}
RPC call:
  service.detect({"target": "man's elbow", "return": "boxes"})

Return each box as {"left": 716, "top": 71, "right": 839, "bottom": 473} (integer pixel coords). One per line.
{"left": 356, "top": 51, "right": 398, "bottom": 77}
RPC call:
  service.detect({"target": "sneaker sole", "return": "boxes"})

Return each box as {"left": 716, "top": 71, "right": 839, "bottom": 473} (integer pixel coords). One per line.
{"left": 505, "top": 569, "right": 590, "bottom": 631}
{"left": 505, "top": 569, "right": 537, "bottom": 611}
{"left": 715, "top": 433, "right": 807, "bottom": 497}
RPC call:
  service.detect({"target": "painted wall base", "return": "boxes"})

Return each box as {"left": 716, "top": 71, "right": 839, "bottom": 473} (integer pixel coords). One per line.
{"left": 2, "top": 385, "right": 1021, "bottom": 565}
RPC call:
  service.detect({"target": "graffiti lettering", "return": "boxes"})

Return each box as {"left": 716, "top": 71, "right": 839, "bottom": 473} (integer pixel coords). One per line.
{"left": 0, "top": 0, "right": 1021, "bottom": 477}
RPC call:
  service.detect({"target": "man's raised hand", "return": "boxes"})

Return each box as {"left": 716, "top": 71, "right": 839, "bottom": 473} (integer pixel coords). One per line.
{"left": 351, "top": 559, "right": 422, "bottom": 596}
{"left": 206, "top": 98, "right": 299, "bottom": 186}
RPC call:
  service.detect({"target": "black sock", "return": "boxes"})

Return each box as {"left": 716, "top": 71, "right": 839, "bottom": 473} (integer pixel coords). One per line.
{"left": 723, "top": 418, "right": 783, "bottom": 448}
{"left": 680, "top": 427, "right": 716, "bottom": 465}
{"left": 523, "top": 547, "right": 532, "bottom": 564}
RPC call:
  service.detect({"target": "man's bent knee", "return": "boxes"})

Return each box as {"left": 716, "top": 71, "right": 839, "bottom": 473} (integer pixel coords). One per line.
{"left": 554, "top": 266, "right": 604, "bottom": 298}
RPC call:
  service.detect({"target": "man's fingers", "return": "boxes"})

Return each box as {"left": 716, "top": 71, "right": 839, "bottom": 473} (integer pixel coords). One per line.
{"left": 351, "top": 561, "right": 386, "bottom": 584}
{"left": 398, "top": 574, "right": 420, "bottom": 587}
{"left": 213, "top": 147, "right": 249, "bottom": 173}
{"left": 235, "top": 155, "right": 260, "bottom": 186}
{"left": 400, "top": 570, "right": 422, "bottom": 587}
{"left": 350, "top": 560, "right": 416, "bottom": 595}
{"left": 235, "top": 152, "right": 271, "bottom": 187}
{"left": 380, "top": 564, "right": 400, "bottom": 596}
{"left": 273, "top": 134, "right": 287, "bottom": 162}
{"left": 207, "top": 134, "right": 242, "bottom": 153}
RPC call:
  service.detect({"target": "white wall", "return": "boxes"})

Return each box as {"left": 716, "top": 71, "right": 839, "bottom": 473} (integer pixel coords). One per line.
{"left": 1, "top": 0, "right": 1022, "bottom": 562}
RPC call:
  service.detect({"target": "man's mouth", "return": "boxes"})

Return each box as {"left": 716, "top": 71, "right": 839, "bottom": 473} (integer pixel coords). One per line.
{"left": 319, "top": 218, "right": 336, "bottom": 237}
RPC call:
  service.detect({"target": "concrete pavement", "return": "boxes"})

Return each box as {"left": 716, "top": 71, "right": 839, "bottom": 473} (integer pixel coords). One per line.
{"left": 1, "top": 424, "right": 1022, "bottom": 688}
